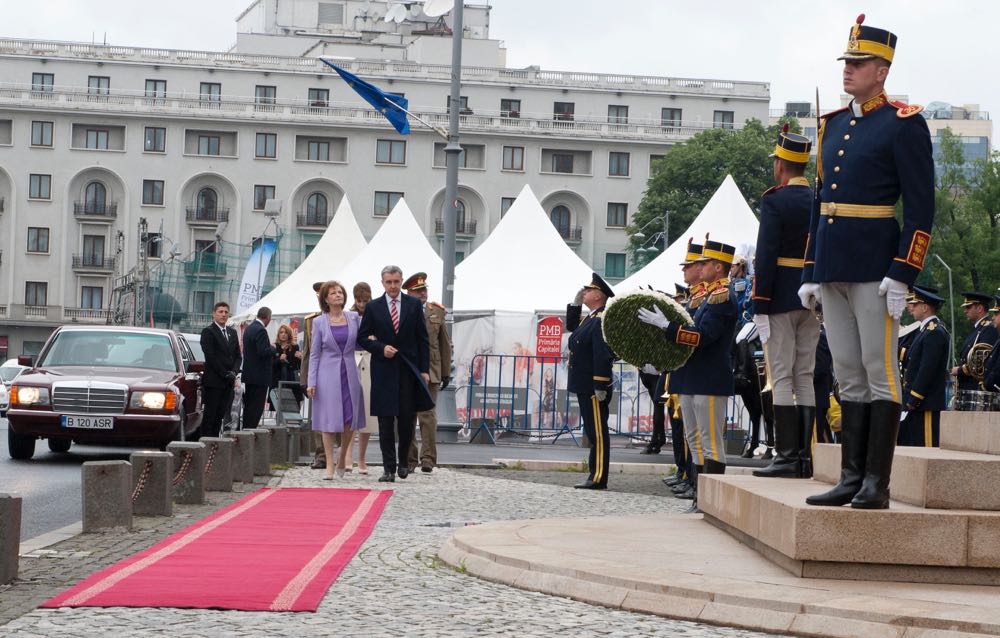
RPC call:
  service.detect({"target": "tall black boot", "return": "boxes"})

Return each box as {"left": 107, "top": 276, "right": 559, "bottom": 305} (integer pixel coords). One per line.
{"left": 704, "top": 458, "right": 726, "bottom": 474}
{"left": 753, "top": 405, "right": 800, "bottom": 477}
{"left": 851, "top": 401, "right": 901, "bottom": 509}
{"left": 683, "top": 464, "right": 702, "bottom": 512}
{"left": 798, "top": 405, "right": 817, "bottom": 479}
{"left": 806, "top": 401, "right": 870, "bottom": 506}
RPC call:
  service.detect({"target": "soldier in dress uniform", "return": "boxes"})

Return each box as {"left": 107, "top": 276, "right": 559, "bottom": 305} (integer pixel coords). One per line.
{"left": 801, "top": 15, "right": 935, "bottom": 510}
{"left": 640, "top": 239, "right": 739, "bottom": 512}
{"left": 300, "top": 281, "right": 329, "bottom": 470}
{"left": 566, "top": 273, "right": 616, "bottom": 490}
{"left": 980, "top": 297, "right": 1000, "bottom": 393}
{"left": 402, "top": 272, "right": 453, "bottom": 472}
{"left": 752, "top": 125, "right": 822, "bottom": 478}
{"left": 899, "top": 286, "right": 950, "bottom": 446}
{"left": 951, "top": 292, "right": 998, "bottom": 395}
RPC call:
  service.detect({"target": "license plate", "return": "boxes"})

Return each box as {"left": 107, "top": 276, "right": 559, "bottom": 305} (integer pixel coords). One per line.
{"left": 61, "top": 415, "right": 114, "bottom": 429}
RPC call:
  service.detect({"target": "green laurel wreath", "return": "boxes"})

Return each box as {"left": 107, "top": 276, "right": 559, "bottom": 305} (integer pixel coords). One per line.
{"left": 602, "top": 288, "right": 695, "bottom": 372}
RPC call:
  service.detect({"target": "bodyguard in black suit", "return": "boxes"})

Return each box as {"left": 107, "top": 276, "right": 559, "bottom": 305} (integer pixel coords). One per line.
{"left": 900, "top": 286, "right": 950, "bottom": 446}
{"left": 566, "top": 273, "right": 616, "bottom": 490}
{"left": 199, "top": 301, "right": 242, "bottom": 438}
{"left": 359, "top": 266, "right": 432, "bottom": 482}
{"left": 242, "top": 307, "right": 277, "bottom": 430}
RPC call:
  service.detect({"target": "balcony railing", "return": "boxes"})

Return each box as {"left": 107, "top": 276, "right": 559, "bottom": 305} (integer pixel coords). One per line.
{"left": 0, "top": 197, "right": 5, "bottom": 213}
{"left": 183, "top": 258, "right": 228, "bottom": 278}
{"left": 0, "top": 304, "right": 7, "bottom": 319}
{"left": 556, "top": 225, "right": 584, "bottom": 243}
{"left": 434, "top": 219, "right": 478, "bottom": 236}
{"left": 185, "top": 206, "right": 230, "bottom": 224}
{"left": 296, "top": 212, "right": 330, "bottom": 228}
{"left": 63, "top": 307, "right": 112, "bottom": 322}
{"left": 71, "top": 254, "right": 116, "bottom": 271}
{"left": 73, "top": 202, "right": 118, "bottom": 218}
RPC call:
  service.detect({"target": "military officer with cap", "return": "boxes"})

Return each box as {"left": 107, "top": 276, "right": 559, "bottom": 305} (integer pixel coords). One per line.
{"left": 899, "top": 286, "right": 950, "bottom": 446}
{"left": 951, "top": 292, "right": 998, "bottom": 394}
{"left": 752, "top": 124, "right": 822, "bottom": 479}
{"left": 402, "top": 272, "right": 453, "bottom": 472}
{"left": 566, "top": 272, "right": 617, "bottom": 489}
{"left": 801, "top": 15, "right": 935, "bottom": 510}
{"left": 640, "top": 238, "right": 738, "bottom": 512}
{"left": 301, "top": 281, "right": 330, "bottom": 470}
{"left": 980, "top": 297, "right": 1000, "bottom": 393}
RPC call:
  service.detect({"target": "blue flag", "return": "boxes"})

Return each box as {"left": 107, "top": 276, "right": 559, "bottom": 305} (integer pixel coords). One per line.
{"left": 321, "top": 60, "right": 410, "bottom": 135}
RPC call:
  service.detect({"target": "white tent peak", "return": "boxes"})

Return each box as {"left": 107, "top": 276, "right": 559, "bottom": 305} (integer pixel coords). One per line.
{"left": 236, "top": 196, "right": 367, "bottom": 320}
{"left": 454, "top": 184, "right": 593, "bottom": 312}
{"left": 614, "top": 174, "right": 759, "bottom": 293}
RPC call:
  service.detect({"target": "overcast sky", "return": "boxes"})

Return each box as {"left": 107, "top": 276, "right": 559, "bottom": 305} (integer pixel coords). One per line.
{"left": 3, "top": 0, "right": 996, "bottom": 145}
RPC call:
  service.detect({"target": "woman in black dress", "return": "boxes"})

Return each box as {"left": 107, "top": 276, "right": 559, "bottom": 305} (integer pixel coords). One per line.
{"left": 271, "top": 324, "right": 303, "bottom": 407}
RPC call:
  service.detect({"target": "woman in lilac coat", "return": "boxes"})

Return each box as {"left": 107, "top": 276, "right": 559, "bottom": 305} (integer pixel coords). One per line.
{"left": 306, "top": 280, "right": 364, "bottom": 479}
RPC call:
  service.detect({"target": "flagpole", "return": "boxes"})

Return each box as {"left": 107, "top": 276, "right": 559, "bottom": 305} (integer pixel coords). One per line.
{"left": 442, "top": 0, "right": 463, "bottom": 323}
{"left": 387, "top": 102, "right": 448, "bottom": 140}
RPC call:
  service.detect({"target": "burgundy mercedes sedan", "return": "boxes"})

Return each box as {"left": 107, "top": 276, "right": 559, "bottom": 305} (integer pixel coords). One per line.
{"left": 6, "top": 326, "right": 204, "bottom": 460}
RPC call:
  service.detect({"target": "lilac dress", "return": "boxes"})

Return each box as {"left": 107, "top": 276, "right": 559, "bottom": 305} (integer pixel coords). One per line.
{"left": 308, "top": 312, "right": 364, "bottom": 433}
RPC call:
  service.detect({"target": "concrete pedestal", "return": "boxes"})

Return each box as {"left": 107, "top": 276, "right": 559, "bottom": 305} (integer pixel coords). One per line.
{"left": 166, "top": 441, "right": 206, "bottom": 505}
{"left": 248, "top": 428, "right": 271, "bottom": 476}
{"left": 200, "top": 437, "right": 234, "bottom": 492}
{"left": 129, "top": 451, "right": 173, "bottom": 516}
{"left": 267, "top": 425, "right": 288, "bottom": 465}
{"left": 0, "top": 493, "right": 22, "bottom": 584}
{"left": 226, "top": 430, "right": 255, "bottom": 483}
{"left": 82, "top": 460, "right": 132, "bottom": 532}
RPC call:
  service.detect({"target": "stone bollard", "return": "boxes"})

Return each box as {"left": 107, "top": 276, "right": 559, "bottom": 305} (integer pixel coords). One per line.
{"left": 286, "top": 425, "right": 301, "bottom": 464}
{"left": 267, "top": 425, "right": 288, "bottom": 466}
{"left": 226, "top": 431, "right": 256, "bottom": 484}
{"left": 248, "top": 428, "right": 272, "bottom": 476}
{"left": 129, "top": 451, "right": 173, "bottom": 517}
{"left": 200, "top": 437, "right": 234, "bottom": 492}
{"left": 1, "top": 493, "right": 22, "bottom": 584}
{"left": 82, "top": 461, "right": 132, "bottom": 532}
{"left": 166, "top": 442, "right": 206, "bottom": 505}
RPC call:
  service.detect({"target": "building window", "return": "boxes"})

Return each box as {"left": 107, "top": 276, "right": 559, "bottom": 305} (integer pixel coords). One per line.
{"left": 198, "top": 135, "right": 220, "bottom": 156}
{"left": 192, "top": 290, "right": 214, "bottom": 315}
{"left": 199, "top": 82, "right": 221, "bottom": 106}
{"left": 552, "top": 153, "right": 574, "bottom": 174}
{"left": 144, "top": 126, "right": 166, "bottom": 152}
{"left": 501, "top": 197, "right": 516, "bottom": 217}
{"left": 255, "top": 85, "right": 276, "bottom": 110}
{"left": 374, "top": 191, "right": 403, "bottom": 217}
{"left": 142, "top": 179, "right": 164, "bottom": 206}
{"left": 82, "top": 235, "right": 106, "bottom": 266}
{"left": 194, "top": 239, "right": 217, "bottom": 256}
{"left": 29, "top": 174, "right": 51, "bottom": 199}
{"left": 306, "top": 192, "right": 328, "bottom": 224}
{"left": 376, "top": 139, "right": 406, "bottom": 165}
{"left": 608, "top": 105, "right": 629, "bottom": 124}
{"left": 605, "top": 253, "right": 626, "bottom": 278}
{"left": 86, "top": 129, "right": 109, "bottom": 150}
{"left": 31, "top": 72, "right": 54, "bottom": 93}
{"left": 81, "top": 286, "right": 103, "bottom": 310}
{"left": 87, "top": 76, "right": 110, "bottom": 95}
{"left": 502, "top": 146, "right": 524, "bottom": 171}
{"left": 661, "top": 107, "right": 682, "bottom": 131}
{"left": 26, "top": 227, "right": 49, "bottom": 253}
{"left": 553, "top": 102, "right": 575, "bottom": 121}
{"left": 713, "top": 110, "right": 735, "bottom": 129}
{"left": 609, "top": 152, "right": 630, "bottom": 177}
{"left": 550, "top": 205, "right": 571, "bottom": 237}
{"left": 308, "top": 140, "right": 330, "bottom": 161}
{"left": 254, "top": 185, "right": 275, "bottom": 211}
{"left": 25, "top": 282, "right": 47, "bottom": 307}
{"left": 197, "top": 188, "right": 218, "bottom": 217}
{"left": 145, "top": 232, "right": 163, "bottom": 259}
{"left": 145, "top": 79, "right": 166, "bottom": 100}
{"left": 30, "top": 121, "right": 53, "bottom": 147}
{"left": 446, "top": 95, "right": 470, "bottom": 113}
{"left": 607, "top": 202, "right": 628, "bottom": 227}
{"left": 255, "top": 132, "right": 277, "bottom": 158}
{"left": 308, "top": 88, "right": 329, "bottom": 107}
{"left": 85, "top": 181, "right": 107, "bottom": 213}
{"left": 650, "top": 154, "right": 665, "bottom": 173}
{"left": 500, "top": 98, "right": 520, "bottom": 118}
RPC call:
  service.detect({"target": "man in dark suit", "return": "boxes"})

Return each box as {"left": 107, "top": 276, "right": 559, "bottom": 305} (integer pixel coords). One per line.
{"left": 242, "top": 306, "right": 277, "bottom": 430}
{"left": 199, "top": 301, "right": 242, "bottom": 438}
{"left": 359, "top": 266, "right": 432, "bottom": 482}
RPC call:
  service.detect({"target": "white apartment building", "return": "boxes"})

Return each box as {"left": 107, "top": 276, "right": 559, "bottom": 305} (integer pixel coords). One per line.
{"left": 0, "top": 0, "right": 770, "bottom": 357}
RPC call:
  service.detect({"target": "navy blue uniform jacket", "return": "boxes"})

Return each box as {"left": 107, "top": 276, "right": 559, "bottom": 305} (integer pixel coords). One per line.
{"left": 753, "top": 177, "right": 812, "bottom": 315}
{"left": 663, "top": 283, "right": 738, "bottom": 396}
{"left": 241, "top": 320, "right": 277, "bottom": 386}
{"left": 566, "top": 304, "right": 615, "bottom": 396}
{"left": 902, "top": 318, "right": 950, "bottom": 411}
{"left": 359, "top": 293, "right": 433, "bottom": 416}
{"left": 957, "top": 317, "right": 999, "bottom": 391}
{"left": 803, "top": 94, "right": 934, "bottom": 285}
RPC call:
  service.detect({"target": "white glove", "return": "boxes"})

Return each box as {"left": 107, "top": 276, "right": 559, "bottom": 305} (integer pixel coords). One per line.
{"left": 879, "top": 277, "right": 908, "bottom": 319}
{"left": 637, "top": 306, "right": 670, "bottom": 330}
{"left": 594, "top": 390, "right": 607, "bottom": 402}
{"left": 641, "top": 363, "right": 658, "bottom": 375}
{"left": 753, "top": 315, "right": 771, "bottom": 344}
{"left": 798, "top": 283, "right": 822, "bottom": 310}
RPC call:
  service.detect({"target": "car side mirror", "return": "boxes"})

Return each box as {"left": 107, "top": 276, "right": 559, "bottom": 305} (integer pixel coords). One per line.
{"left": 17, "top": 355, "right": 33, "bottom": 367}
{"left": 187, "top": 361, "right": 205, "bottom": 374}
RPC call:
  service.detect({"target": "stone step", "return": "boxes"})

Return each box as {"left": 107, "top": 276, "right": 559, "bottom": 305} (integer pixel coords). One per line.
{"left": 813, "top": 443, "right": 1000, "bottom": 510}
{"left": 699, "top": 474, "right": 1000, "bottom": 585}
{"left": 940, "top": 410, "right": 1000, "bottom": 455}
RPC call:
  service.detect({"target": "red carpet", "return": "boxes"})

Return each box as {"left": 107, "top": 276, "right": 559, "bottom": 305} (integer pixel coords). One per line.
{"left": 42, "top": 487, "right": 392, "bottom": 612}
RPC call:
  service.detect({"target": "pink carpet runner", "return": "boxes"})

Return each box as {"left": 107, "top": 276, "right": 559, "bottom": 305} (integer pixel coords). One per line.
{"left": 42, "top": 487, "right": 392, "bottom": 612}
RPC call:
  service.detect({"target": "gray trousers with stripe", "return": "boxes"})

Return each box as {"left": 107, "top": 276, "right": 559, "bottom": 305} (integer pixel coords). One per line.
{"left": 680, "top": 394, "right": 728, "bottom": 464}
{"left": 764, "top": 308, "right": 821, "bottom": 406}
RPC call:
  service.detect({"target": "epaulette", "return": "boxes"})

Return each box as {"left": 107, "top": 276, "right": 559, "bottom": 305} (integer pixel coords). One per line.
{"left": 891, "top": 100, "right": 924, "bottom": 118}
{"left": 708, "top": 287, "right": 731, "bottom": 304}
{"left": 762, "top": 184, "right": 784, "bottom": 197}
{"left": 428, "top": 301, "right": 444, "bottom": 309}
{"left": 926, "top": 320, "right": 937, "bottom": 331}
{"left": 305, "top": 311, "right": 320, "bottom": 320}
{"left": 820, "top": 106, "right": 850, "bottom": 120}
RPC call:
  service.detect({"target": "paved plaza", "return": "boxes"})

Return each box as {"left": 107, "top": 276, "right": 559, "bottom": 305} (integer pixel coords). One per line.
{"left": 2, "top": 465, "right": 782, "bottom": 638}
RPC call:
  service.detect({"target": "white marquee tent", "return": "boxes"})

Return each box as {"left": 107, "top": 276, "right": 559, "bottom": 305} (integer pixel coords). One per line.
{"left": 614, "top": 175, "right": 760, "bottom": 294}
{"left": 453, "top": 185, "right": 593, "bottom": 312}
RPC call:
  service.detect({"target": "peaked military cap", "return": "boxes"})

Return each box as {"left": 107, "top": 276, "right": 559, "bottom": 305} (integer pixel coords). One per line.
{"left": 961, "top": 291, "right": 993, "bottom": 308}
{"left": 907, "top": 285, "right": 943, "bottom": 308}
{"left": 838, "top": 14, "right": 897, "bottom": 63}
{"left": 312, "top": 281, "right": 324, "bottom": 292}
{"left": 583, "top": 272, "right": 615, "bottom": 298}
{"left": 991, "top": 297, "right": 1000, "bottom": 314}
{"left": 771, "top": 123, "right": 812, "bottom": 164}
{"left": 674, "top": 283, "right": 689, "bottom": 300}
{"left": 402, "top": 271, "right": 428, "bottom": 291}
{"left": 701, "top": 239, "right": 737, "bottom": 266}
{"left": 681, "top": 238, "right": 704, "bottom": 265}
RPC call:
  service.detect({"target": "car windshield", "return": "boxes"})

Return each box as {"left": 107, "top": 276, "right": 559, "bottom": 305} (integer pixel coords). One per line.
{"left": 0, "top": 367, "right": 24, "bottom": 383}
{"left": 39, "top": 331, "right": 178, "bottom": 372}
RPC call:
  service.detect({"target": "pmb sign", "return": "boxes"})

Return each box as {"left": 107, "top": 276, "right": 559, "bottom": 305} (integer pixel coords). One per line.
{"left": 536, "top": 315, "right": 564, "bottom": 363}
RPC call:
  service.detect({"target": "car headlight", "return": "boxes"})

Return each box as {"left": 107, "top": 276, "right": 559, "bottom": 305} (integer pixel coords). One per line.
{"left": 130, "top": 391, "right": 178, "bottom": 411}
{"left": 12, "top": 386, "right": 50, "bottom": 406}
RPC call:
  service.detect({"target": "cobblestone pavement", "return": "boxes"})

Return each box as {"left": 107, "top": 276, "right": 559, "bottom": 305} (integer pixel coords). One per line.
{"left": 2, "top": 467, "right": 784, "bottom": 638}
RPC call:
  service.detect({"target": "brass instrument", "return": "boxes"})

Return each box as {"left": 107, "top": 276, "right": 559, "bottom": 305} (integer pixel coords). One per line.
{"left": 967, "top": 342, "right": 993, "bottom": 382}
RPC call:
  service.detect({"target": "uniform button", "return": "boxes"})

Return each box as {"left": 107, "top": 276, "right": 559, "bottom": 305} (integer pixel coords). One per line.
{"left": 827, "top": 218, "right": 834, "bottom": 225}
{"left": 850, "top": 119, "right": 857, "bottom": 126}
{"left": 834, "top": 166, "right": 840, "bottom": 172}
{"left": 829, "top": 203, "right": 838, "bottom": 212}
{"left": 844, "top": 134, "right": 851, "bottom": 141}
{"left": 831, "top": 183, "right": 838, "bottom": 190}
{"left": 838, "top": 149, "right": 845, "bottom": 157}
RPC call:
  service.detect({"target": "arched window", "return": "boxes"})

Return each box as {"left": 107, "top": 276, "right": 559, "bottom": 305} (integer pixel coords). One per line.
{"left": 84, "top": 181, "right": 106, "bottom": 214}
{"left": 455, "top": 199, "right": 467, "bottom": 229}
{"left": 550, "top": 205, "right": 571, "bottom": 238}
{"left": 306, "top": 192, "right": 328, "bottom": 224}
{"left": 197, "top": 187, "right": 217, "bottom": 219}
